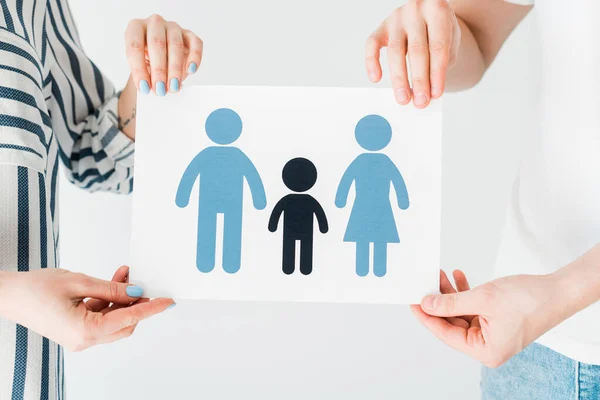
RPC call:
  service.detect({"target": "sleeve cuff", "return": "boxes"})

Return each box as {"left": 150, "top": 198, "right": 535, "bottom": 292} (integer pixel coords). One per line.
{"left": 97, "top": 93, "right": 135, "bottom": 168}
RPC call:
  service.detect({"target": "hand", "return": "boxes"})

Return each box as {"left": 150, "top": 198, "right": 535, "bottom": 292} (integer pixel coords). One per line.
{"left": 366, "top": 0, "right": 461, "bottom": 108}
{"left": 411, "top": 270, "right": 561, "bottom": 368}
{"left": 0, "top": 266, "right": 174, "bottom": 352}
{"left": 125, "top": 15, "right": 203, "bottom": 96}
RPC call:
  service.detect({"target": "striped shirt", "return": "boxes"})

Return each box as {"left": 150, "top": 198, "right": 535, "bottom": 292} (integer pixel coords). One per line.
{"left": 0, "top": 1, "right": 135, "bottom": 399}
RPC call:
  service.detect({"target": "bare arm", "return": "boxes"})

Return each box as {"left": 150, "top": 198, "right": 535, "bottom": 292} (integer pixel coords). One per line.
{"left": 411, "top": 244, "right": 600, "bottom": 368}
{"left": 366, "top": 0, "right": 532, "bottom": 108}
{"left": 448, "top": 0, "right": 533, "bottom": 91}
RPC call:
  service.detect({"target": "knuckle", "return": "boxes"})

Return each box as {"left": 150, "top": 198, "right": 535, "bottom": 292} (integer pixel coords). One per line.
{"left": 127, "top": 40, "right": 145, "bottom": 54}
{"left": 388, "top": 39, "right": 406, "bottom": 51}
{"left": 366, "top": 34, "right": 379, "bottom": 49}
{"left": 189, "top": 35, "right": 204, "bottom": 49}
{"left": 411, "top": 77, "right": 428, "bottom": 88}
{"left": 126, "top": 18, "right": 141, "bottom": 31}
{"left": 445, "top": 292, "right": 458, "bottom": 312}
{"left": 408, "top": 41, "right": 428, "bottom": 54}
{"left": 150, "top": 37, "right": 166, "bottom": 50}
{"left": 435, "top": 0, "right": 451, "bottom": 13}
{"left": 148, "top": 14, "right": 164, "bottom": 24}
{"left": 428, "top": 40, "right": 447, "bottom": 53}
{"left": 168, "top": 38, "right": 185, "bottom": 51}
{"left": 391, "top": 73, "right": 407, "bottom": 85}
{"left": 166, "top": 21, "right": 180, "bottom": 30}
{"left": 108, "top": 281, "right": 120, "bottom": 300}
{"left": 72, "top": 273, "right": 89, "bottom": 289}
{"left": 190, "top": 50, "right": 203, "bottom": 60}
{"left": 169, "top": 62, "right": 183, "bottom": 73}
{"left": 151, "top": 66, "right": 167, "bottom": 76}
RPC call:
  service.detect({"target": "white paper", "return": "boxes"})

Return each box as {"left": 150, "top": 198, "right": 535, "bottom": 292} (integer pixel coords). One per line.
{"left": 130, "top": 86, "right": 441, "bottom": 304}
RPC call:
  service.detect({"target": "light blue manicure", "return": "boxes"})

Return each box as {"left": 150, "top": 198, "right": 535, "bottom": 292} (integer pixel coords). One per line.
{"left": 139, "top": 80, "right": 150, "bottom": 95}
{"left": 170, "top": 78, "right": 179, "bottom": 92}
{"left": 188, "top": 62, "right": 197, "bottom": 74}
{"left": 126, "top": 285, "right": 144, "bottom": 298}
{"left": 167, "top": 302, "right": 177, "bottom": 310}
{"left": 156, "top": 81, "right": 166, "bottom": 97}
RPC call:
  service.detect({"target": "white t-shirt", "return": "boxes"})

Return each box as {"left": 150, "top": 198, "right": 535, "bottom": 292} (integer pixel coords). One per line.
{"left": 497, "top": 0, "right": 600, "bottom": 364}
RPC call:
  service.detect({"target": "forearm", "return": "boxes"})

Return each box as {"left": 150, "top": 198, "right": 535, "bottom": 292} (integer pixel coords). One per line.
{"left": 118, "top": 75, "right": 138, "bottom": 140}
{"left": 445, "top": 17, "right": 486, "bottom": 92}
{"left": 446, "top": 0, "right": 533, "bottom": 92}
{"left": 551, "top": 244, "right": 600, "bottom": 322}
{"left": 0, "top": 271, "right": 26, "bottom": 322}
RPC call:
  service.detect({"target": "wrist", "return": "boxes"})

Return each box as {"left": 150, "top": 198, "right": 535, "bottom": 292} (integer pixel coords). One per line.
{"left": 550, "top": 245, "right": 600, "bottom": 318}
{"left": 118, "top": 75, "right": 138, "bottom": 141}
{"left": 0, "top": 271, "right": 22, "bottom": 319}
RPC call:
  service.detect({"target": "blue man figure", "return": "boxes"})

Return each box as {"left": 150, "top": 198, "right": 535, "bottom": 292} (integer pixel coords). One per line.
{"left": 175, "top": 108, "right": 267, "bottom": 274}
{"left": 335, "top": 115, "right": 409, "bottom": 278}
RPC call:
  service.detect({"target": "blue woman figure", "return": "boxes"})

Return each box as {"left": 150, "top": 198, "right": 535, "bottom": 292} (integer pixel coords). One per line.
{"left": 335, "top": 115, "right": 409, "bottom": 277}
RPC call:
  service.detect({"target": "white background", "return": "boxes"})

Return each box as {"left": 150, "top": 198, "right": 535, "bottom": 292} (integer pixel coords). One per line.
{"left": 132, "top": 87, "right": 441, "bottom": 304}
{"left": 62, "top": 1, "right": 539, "bottom": 399}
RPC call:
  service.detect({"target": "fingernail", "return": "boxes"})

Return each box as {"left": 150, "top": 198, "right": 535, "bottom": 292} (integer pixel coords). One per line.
{"left": 139, "top": 80, "right": 150, "bottom": 95}
{"left": 156, "top": 81, "right": 166, "bottom": 97}
{"left": 431, "top": 86, "right": 441, "bottom": 98}
{"left": 414, "top": 92, "right": 428, "bottom": 106}
{"left": 167, "top": 302, "right": 177, "bottom": 310}
{"left": 188, "top": 62, "right": 197, "bottom": 74}
{"left": 395, "top": 89, "right": 409, "bottom": 104}
{"left": 126, "top": 285, "right": 144, "bottom": 298}
{"left": 170, "top": 78, "right": 179, "bottom": 93}
{"left": 368, "top": 70, "right": 377, "bottom": 82}
{"left": 422, "top": 295, "right": 438, "bottom": 310}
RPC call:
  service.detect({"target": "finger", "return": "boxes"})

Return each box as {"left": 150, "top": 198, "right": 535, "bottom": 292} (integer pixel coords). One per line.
{"left": 420, "top": 287, "right": 489, "bottom": 317}
{"left": 146, "top": 14, "right": 168, "bottom": 96}
{"left": 96, "top": 298, "right": 174, "bottom": 336}
{"left": 453, "top": 269, "right": 471, "bottom": 292}
{"left": 124, "top": 19, "right": 151, "bottom": 94}
{"left": 411, "top": 305, "right": 485, "bottom": 354}
{"left": 365, "top": 23, "right": 385, "bottom": 84}
{"left": 386, "top": 21, "right": 411, "bottom": 105}
{"left": 446, "top": 317, "right": 470, "bottom": 329}
{"left": 94, "top": 324, "right": 138, "bottom": 346}
{"left": 85, "top": 266, "right": 130, "bottom": 312}
{"left": 422, "top": 1, "right": 453, "bottom": 99}
{"left": 439, "top": 270, "right": 457, "bottom": 294}
{"left": 166, "top": 22, "right": 184, "bottom": 93}
{"left": 183, "top": 30, "right": 203, "bottom": 77}
{"left": 74, "top": 275, "right": 144, "bottom": 304}
{"left": 101, "top": 297, "right": 150, "bottom": 316}
{"left": 452, "top": 270, "right": 477, "bottom": 323}
{"left": 404, "top": 7, "right": 431, "bottom": 108}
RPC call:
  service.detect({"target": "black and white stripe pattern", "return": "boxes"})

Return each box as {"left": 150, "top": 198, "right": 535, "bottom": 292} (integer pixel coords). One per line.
{"left": 0, "top": 1, "right": 135, "bottom": 398}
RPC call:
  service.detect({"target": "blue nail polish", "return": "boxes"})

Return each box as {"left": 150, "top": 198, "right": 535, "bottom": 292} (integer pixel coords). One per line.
{"left": 188, "top": 62, "right": 197, "bottom": 74}
{"left": 139, "top": 80, "right": 150, "bottom": 95}
{"left": 167, "top": 302, "right": 177, "bottom": 310}
{"left": 126, "top": 285, "right": 144, "bottom": 298}
{"left": 170, "top": 78, "right": 179, "bottom": 92}
{"left": 156, "top": 81, "right": 166, "bottom": 97}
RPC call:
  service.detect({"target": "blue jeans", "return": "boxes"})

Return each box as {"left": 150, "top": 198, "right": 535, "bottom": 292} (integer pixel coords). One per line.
{"left": 481, "top": 343, "right": 600, "bottom": 400}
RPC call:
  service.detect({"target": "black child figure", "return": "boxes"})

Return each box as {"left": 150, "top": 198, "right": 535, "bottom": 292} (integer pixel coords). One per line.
{"left": 268, "top": 158, "right": 329, "bottom": 275}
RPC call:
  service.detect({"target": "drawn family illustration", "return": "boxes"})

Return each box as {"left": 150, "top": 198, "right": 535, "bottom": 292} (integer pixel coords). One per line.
{"left": 175, "top": 108, "right": 409, "bottom": 277}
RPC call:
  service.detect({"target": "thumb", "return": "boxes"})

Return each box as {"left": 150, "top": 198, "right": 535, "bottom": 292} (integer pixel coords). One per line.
{"left": 74, "top": 275, "right": 144, "bottom": 304}
{"left": 420, "top": 288, "right": 489, "bottom": 317}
